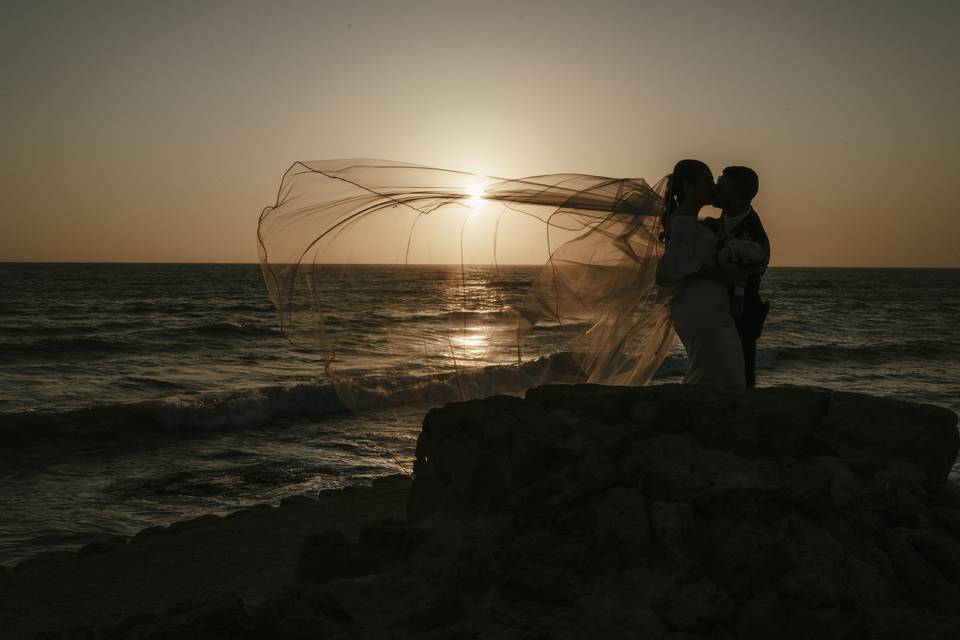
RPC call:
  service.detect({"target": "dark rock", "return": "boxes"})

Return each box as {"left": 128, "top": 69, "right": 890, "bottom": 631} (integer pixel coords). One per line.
{"left": 879, "top": 528, "right": 960, "bottom": 609}
{"left": 789, "top": 606, "right": 866, "bottom": 640}
{"left": 526, "top": 384, "right": 635, "bottom": 423}
{"left": 775, "top": 517, "right": 845, "bottom": 609}
{"left": 933, "top": 507, "right": 960, "bottom": 537}
{"left": 297, "top": 530, "right": 380, "bottom": 585}
{"left": 554, "top": 502, "right": 598, "bottom": 537}
{"left": 635, "top": 434, "right": 707, "bottom": 502}
{"left": 225, "top": 503, "right": 274, "bottom": 519}
{"left": 13, "top": 549, "right": 74, "bottom": 572}
{"left": 708, "top": 521, "right": 787, "bottom": 602}
{"left": 320, "top": 571, "right": 464, "bottom": 633}
{"left": 629, "top": 399, "right": 659, "bottom": 425}
{"left": 130, "top": 525, "right": 168, "bottom": 544}
{"left": 736, "top": 591, "right": 789, "bottom": 640}
{"left": 885, "top": 487, "right": 932, "bottom": 528}
{"left": 92, "top": 594, "right": 255, "bottom": 639}
{"left": 812, "top": 456, "right": 862, "bottom": 507}
{"left": 875, "top": 461, "right": 928, "bottom": 499}
{"left": 167, "top": 513, "right": 223, "bottom": 535}
{"left": 221, "top": 383, "right": 960, "bottom": 639}
{"left": 501, "top": 531, "right": 586, "bottom": 604}
{"left": 254, "top": 584, "right": 355, "bottom": 639}
{"left": 595, "top": 486, "right": 650, "bottom": 547}
{"left": 77, "top": 536, "right": 127, "bottom": 557}
{"left": 822, "top": 392, "right": 958, "bottom": 490}
{"left": 905, "top": 528, "right": 960, "bottom": 585}
{"left": 931, "top": 484, "right": 960, "bottom": 509}
{"left": 694, "top": 484, "right": 784, "bottom": 521}
{"left": 653, "top": 580, "right": 736, "bottom": 631}
{"left": 651, "top": 501, "right": 704, "bottom": 571}
{"left": 737, "top": 387, "right": 830, "bottom": 457}
{"left": 575, "top": 442, "right": 621, "bottom": 492}
{"left": 770, "top": 458, "right": 832, "bottom": 512}
{"left": 358, "top": 517, "right": 427, "bottom": 556}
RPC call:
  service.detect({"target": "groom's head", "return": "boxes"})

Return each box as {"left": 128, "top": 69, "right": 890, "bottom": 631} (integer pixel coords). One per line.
{"left": 716, "top": 166, "right": 759, "bottom": 212}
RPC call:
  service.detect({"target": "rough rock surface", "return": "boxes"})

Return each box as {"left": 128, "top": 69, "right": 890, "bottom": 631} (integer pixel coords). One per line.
{"left": 37, "top": 384, "right": 960, "bottom": 639}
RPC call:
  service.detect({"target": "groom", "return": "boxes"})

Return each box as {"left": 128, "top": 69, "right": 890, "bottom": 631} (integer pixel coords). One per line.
{"left": 705, "top": 166, "right": 770, "bottom": 388}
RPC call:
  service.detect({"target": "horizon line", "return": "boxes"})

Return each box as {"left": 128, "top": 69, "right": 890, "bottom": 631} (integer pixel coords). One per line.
{"left": 1, "top": 260, "right": 958, "bottom": 270}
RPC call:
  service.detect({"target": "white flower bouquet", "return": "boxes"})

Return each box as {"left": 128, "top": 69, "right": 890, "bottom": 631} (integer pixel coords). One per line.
{"left": 717, "top": 237, "right": 767, "bottom": 272}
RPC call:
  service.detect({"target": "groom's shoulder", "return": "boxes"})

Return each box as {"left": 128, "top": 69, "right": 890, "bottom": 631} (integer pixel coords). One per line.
{"left": 745, "top": 209, "right": 770, "bottom": 247}
{"left": 747, "top": 208, "right": 767, "bottom": 231}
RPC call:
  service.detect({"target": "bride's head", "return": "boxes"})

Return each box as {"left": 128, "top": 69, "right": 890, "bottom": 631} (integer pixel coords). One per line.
{"left": 666, "top": 159, "right": 713, "bottom": 211}
{"left": 660, "top": 159, "right": 713, "bottom": 242}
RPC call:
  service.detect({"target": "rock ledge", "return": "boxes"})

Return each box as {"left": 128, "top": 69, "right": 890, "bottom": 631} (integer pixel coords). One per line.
{"left": 41, "top": 385, "right": 960, "bottom": 639}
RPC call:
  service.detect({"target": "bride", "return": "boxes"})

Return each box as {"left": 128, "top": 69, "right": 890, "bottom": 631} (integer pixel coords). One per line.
{"left": 655, "top": 159, "right": 746, "bottom": 392}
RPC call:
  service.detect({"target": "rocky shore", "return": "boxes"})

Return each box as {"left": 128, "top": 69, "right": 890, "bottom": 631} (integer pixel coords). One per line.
{"left": 11, "top": 384, "right": 960, "bottom": 639}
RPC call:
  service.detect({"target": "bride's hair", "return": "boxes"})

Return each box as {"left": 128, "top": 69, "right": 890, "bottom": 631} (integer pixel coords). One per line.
{"left": 659, "top": 159, "right": 710, "bottom": 243}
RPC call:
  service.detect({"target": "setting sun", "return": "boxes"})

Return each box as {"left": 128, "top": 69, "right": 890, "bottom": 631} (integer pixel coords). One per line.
{"left": 466, "top": 184, "right": 485, "bottom": 208}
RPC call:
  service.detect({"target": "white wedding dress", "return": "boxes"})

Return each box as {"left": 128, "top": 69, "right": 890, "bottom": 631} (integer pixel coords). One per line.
{"left": 656, "top": 215, "right": 746, "bottom": 392}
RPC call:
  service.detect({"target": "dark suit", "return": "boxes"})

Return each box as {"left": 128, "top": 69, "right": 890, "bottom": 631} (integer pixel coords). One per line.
{"left": 703, "top": 210, "right": 770, "bottom": 388}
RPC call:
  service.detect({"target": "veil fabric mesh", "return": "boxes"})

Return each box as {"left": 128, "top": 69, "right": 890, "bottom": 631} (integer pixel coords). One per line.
{"left": 257, "top": 159, "right": 675, "bottom": 398}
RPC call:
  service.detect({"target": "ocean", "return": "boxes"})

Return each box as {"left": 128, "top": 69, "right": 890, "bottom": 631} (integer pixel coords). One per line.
{"left": 0, "top": 263, "right": 958, "bottom": 565}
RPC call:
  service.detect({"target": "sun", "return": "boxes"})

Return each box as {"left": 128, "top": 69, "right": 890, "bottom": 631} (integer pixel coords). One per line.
{"left": 466, "top": 184, "right": 485, "bottom": 208}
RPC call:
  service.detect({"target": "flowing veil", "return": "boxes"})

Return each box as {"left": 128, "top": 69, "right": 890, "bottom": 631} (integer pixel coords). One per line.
{"left": 257, "top": 159, "right": 675, "bottom": 406}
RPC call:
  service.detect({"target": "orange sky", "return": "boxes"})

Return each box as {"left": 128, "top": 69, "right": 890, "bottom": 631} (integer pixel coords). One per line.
{"left": 2, "top": 1, "right": 958, "bottom": 267}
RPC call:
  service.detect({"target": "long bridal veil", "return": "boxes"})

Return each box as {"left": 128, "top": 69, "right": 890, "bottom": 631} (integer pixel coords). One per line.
{"left": 257, "top": 159, "right": 675, "bottom": 405}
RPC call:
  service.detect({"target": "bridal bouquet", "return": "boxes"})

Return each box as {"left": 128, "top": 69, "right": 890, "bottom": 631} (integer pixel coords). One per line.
{"left": 718, "top": 238, "right": 767, "bottom": 272}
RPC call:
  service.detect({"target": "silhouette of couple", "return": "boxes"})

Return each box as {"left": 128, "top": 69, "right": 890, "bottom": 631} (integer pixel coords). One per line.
{"left": 656, "top": 161, "right": 770, "bottom": 393}
{"left": 258, "top": 158, "right": 769, "bottom": 393}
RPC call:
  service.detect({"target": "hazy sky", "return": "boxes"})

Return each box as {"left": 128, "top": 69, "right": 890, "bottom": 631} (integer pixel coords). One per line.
{"left": 2, "top": 0, "right": 958, "bottom": 266}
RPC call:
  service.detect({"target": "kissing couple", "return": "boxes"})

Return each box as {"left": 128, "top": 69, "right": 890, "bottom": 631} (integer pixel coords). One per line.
{"left": 655, "top": 160, "right": 771, "bottom": 394}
